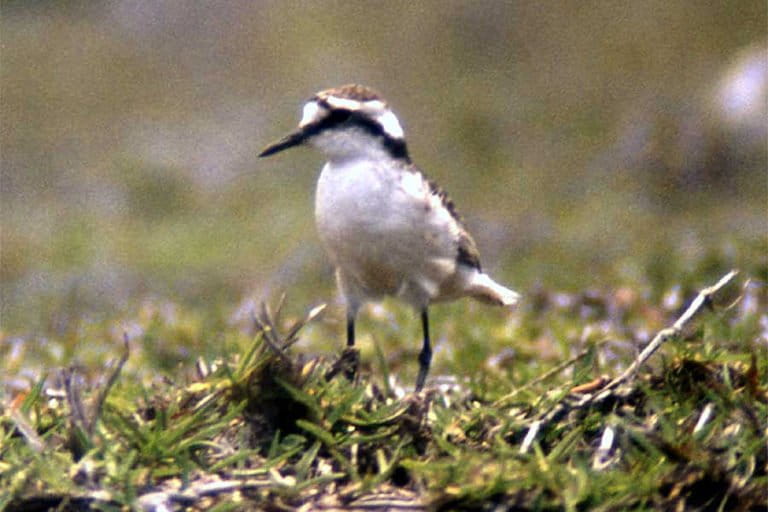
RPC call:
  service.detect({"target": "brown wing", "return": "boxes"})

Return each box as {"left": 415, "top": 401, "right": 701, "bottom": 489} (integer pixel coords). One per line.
{"left": 425, "top": 176, "right": 483, "bottom": 271}
{"left": 457, "top": 230, "right": 482, "bottom": 270}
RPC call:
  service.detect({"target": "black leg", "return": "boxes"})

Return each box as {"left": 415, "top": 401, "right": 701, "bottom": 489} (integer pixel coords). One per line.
{"left": 346, "top": 311, "right": 355, "bottom": 347}
{"left": 327, "top": 309, "right": 358, "bottom": 383}
{"left": 415, "top": 309, "right": 432, "bottom": 391}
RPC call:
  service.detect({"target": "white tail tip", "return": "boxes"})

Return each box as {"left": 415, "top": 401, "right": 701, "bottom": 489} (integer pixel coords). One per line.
{"left": 468, "top": 273, "right": 521, "bottom": 307}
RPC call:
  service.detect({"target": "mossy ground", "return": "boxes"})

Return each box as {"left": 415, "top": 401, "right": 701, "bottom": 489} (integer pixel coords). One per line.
{"left": 2, "top": 4, "right": 766, "bottom": 510}
{"left": 2, "top": 250, "right": 766, "bottom": 511}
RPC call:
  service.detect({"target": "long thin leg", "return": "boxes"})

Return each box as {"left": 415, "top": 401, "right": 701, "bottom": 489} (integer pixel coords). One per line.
{"left": 326, "top": 288, "right": 360, "bottom": 382}
{"left": 331, "top": 307, "right": 358, "bottom": 382}
{"left": 346, "top": 310, "right": 355, "bottom": 347}
{"left": 415, "top": 309, "right": 432, "bottom": 391}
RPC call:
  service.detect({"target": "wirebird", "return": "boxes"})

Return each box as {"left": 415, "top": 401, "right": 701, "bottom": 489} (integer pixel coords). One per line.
{"left": 260, "top": 84, "right": 519, "bottom": 391}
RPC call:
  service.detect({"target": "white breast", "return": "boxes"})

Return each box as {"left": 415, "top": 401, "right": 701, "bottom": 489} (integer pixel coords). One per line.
{"left": 315, "top": 158, "right": 460, "bottom": 308}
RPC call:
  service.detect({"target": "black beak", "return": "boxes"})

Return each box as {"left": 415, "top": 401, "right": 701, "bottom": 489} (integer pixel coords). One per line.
{"left": 259, "top": 129, "right": 307, "bottom": 157}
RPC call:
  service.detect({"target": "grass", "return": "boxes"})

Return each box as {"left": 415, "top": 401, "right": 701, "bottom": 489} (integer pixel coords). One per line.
{"left": 1, "top": 249, "right": 766, "bottom": 511}
{"left": 2, "top": 4, "right": 766, "bottom": 509}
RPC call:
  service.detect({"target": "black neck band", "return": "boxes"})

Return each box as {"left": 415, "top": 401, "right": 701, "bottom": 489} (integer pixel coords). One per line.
{"left": 303, "top": 107, "right": 411, "bottom": 162}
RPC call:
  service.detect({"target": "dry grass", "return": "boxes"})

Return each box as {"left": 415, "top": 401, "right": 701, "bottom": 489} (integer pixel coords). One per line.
{"left": 2, "top": 267, "right": 766, "bottom": 511}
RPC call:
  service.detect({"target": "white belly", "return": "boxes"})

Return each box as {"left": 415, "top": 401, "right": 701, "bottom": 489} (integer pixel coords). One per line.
{"left": 315, "top": 159, "right": 459, "bottom": 307}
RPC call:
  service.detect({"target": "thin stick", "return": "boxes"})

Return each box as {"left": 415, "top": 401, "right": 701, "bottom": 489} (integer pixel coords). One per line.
{"left": 89, "top": 333, "right": 131, "bottom": 435}
{"left": 603, "top": 269, "right": 738, "bottom": 392}
{"left": 537, "top": 270, "right": 738, "bottom": 426}
{"left": 494, "top": 347, "right": 593, "bottom": 407}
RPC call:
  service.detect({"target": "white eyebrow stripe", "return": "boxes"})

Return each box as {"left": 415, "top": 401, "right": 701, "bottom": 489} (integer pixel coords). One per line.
{"left": 324, "top": 96, "right": 388, "bottom": 112}
{"left": 376, "top": 110, "right": 405, "bottom": 139}
{"left": 299, "top": 101, "right": 326, "bottom": 127}
{"left": 310, "top": 94, "right": 405, "bottom": 140}
{"left": 324, "top": 96, "right": 365, "bottom": 111}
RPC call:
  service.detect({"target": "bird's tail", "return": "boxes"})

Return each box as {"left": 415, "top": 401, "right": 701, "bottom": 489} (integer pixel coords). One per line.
{"left": 467, "top": 272, "right": 520, "bottom": 307}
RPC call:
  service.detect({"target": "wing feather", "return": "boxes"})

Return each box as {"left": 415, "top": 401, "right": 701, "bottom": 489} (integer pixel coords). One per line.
{"left": 424, "top": 175, "right": 482, "bottom": 271}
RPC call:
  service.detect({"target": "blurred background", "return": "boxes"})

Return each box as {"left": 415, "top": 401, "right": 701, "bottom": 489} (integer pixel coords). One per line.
{"left": 1, "top": 1, "right": 766, "bottom": 342}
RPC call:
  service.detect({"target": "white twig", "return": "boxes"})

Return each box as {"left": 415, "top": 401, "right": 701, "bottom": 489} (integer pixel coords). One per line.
{"left": 9, "top": 409, "right": 45, "bottom": 453}
{"left": 519, "top": 420, "right": 541, "bottom": 454}
{"left": 592, "top": 425, "right": 616, "bottom": 470}
{"left": 598, "top": 425, "right": 615, "bottom": 452}
{"left": 693, "top": 403, "right": 715, "bottom": 435}
{"left": 537, "top": 270, "right": 738, "bottom": 426}
{"left": 138, "top": 479, "right": 274, "bottom": 511}
{"left": 604, "top": 270, "right": 738, "bottom": 391}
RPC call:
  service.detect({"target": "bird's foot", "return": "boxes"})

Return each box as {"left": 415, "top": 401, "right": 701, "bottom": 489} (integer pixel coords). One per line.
{"left": 325, "top": 347, "right": 360, "bottom": 383}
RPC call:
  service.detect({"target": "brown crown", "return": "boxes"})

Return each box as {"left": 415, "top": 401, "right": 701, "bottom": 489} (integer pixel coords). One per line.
{"left": 316, "top": 84, "right": 385, "bottom": 103}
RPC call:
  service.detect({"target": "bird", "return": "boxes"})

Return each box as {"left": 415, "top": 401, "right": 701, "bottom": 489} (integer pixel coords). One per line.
{"left": 259, "top": 84, "right": 519, "bottom": 391}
